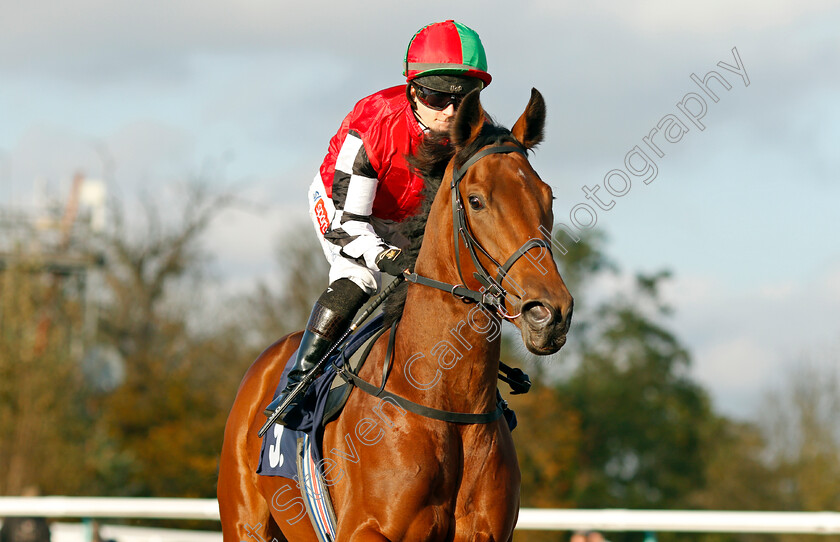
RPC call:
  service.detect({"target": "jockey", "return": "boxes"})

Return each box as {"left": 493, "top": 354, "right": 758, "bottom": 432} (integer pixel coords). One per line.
{"left": 266, "top": 20, "right": 493, "bottom": 424}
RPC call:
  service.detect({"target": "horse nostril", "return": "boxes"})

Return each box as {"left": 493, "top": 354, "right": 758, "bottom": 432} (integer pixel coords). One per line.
{"left": 522, "top": 302, "right": 552, "bottom": 325}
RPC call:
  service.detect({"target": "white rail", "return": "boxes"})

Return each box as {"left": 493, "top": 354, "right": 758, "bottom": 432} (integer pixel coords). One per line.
{"left": 516, "top": 508, "right": 840, "bottom": 534}
{"left": 1, "top": 498, "right": 839, "bottom": 534}
{"left": 0, "top": 498, "right": 219, "bottom": 521}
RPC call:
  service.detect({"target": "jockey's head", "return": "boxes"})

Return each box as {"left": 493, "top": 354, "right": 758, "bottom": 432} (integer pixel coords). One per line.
{"left": 404, "top": 20, "right": 491, "bottom": 133}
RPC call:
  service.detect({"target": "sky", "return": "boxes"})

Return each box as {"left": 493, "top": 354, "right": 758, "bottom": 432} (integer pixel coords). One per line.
{"left": 1, "top": 0, "right": 838, "bottom": 420}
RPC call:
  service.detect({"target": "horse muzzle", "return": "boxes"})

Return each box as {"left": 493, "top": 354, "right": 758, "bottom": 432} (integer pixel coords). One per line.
{"left": 518, "top": 299, "right": 573, "bottom": 355}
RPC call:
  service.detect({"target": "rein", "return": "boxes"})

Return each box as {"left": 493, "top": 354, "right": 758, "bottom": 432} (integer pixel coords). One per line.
{"left": 406, "top": 144, "right": 552, "bottom": 320}
{"left": 337, "top": 319, "right": 504, "bottom": 424}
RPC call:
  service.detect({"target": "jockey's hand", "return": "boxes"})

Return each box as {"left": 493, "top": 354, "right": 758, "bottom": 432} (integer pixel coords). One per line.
{"left": 375, "top": 248, "right": 411, "bottom": 276}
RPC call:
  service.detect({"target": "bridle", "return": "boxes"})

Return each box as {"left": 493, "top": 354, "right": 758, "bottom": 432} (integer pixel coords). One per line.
{"left": 335, "top": 142, "right": 549, "bottom": 425}
{"left": 406, "top": 143, "right": 553, "bottom": 320}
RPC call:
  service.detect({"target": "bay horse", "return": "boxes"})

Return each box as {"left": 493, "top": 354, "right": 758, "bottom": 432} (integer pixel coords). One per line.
{"left": 218, "top": 88, "right": 573, "bottom": 541}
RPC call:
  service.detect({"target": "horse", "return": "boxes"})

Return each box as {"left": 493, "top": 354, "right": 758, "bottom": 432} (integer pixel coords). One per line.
{"left": 218, "top": 87, "right": 574, "bottom": 542}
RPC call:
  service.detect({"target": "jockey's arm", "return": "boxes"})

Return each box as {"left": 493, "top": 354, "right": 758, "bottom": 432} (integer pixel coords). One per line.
{"left": 322, "top": 130, "right": 399, "bottom": 271}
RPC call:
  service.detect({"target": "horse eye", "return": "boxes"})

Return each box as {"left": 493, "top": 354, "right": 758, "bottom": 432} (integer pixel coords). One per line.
{"left": 468, "top": 195, "right": 483, "bottom": 210}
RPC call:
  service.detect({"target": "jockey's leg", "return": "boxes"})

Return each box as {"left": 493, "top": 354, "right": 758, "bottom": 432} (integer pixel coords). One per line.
{"left": 264, "top": 173, "right": 383, "bottom": 423}
{"left": 264, "top": 277, "right": 369, "bottom": 422}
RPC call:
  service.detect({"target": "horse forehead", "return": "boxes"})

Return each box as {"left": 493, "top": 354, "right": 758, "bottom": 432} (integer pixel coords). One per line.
{"left": 471, "top": 152, "right": 533, "bottom": 183}
{"left": 501, "top": 158, "right": 553, "bottom": 210}
{"left": 478, "top": 154, "right": 545, "bottom": 193}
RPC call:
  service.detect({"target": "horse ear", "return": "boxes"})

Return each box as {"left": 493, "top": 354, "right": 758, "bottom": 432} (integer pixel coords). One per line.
{"left": 511, "top": 88, "right": 546, "bottom": 149}
{"left": 450, "top": 88, "right": 484, "bottom": 148}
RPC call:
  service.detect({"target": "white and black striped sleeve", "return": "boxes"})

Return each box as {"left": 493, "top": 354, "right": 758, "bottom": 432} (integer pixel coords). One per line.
{"left": 324, "top": 130, "right": 394, "bottom": 268}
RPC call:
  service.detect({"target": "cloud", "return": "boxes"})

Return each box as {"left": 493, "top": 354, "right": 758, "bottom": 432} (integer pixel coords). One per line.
{"left": 559, "top": 0, "right": 839, "bottom": 35}
{"left": 0, "top": 1, "right": 431, "bottom": 82}
{"left": 661, "top": 264, "right": 840, "bottom": 418}
{"left": 107, "top": 121, "right": 196, "bottom": 182}
{"left": 203, "top": 199, "right": 307, "bottom": 286}
{"left": 696, "top": 337, "right": 774, "bottom": 384}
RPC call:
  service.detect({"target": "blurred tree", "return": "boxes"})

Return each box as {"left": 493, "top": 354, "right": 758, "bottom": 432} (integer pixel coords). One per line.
{"left": 90, "top": 184, "right": 259, "bottom": 497}
{"left": 510, "top": 231, "right": 613, "bottom": 542}
{"left": 562, "top": 271, "right": 715, "bottom": 513}
{"left": 0, "top": 255, "right": 89, "bottom": 496}
{"left": 509, "top": 230, "right": 722, "bottom": 542}
{"left": 672, "top": 357, "right": 840, "bottom": 542}
{"left": 513, "top": 381, "right": 582, "bottom": 510}
{"left": 686, "top": 418, "right": 781, "bottom": 542}
{"left": 759, "top": 360, "right": 840, "bottom": 542}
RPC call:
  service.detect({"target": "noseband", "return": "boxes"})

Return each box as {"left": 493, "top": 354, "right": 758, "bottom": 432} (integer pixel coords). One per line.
{"left": 406, "top": 144, "right": 553, "bottom": 320}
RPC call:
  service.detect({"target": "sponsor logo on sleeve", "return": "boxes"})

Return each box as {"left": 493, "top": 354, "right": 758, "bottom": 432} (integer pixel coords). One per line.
{"left": 314, "top": 198, "right": 330, "bottom": 235}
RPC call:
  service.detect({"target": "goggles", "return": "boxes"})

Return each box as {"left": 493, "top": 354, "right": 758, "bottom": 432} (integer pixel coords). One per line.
{"left": 412, "top": 83, "right": 465, "bottom": 111}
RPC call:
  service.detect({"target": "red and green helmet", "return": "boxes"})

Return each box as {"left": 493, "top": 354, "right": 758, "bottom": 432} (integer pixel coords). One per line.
{"left": 403, "top": 20, "right": 492, "bottom": 91}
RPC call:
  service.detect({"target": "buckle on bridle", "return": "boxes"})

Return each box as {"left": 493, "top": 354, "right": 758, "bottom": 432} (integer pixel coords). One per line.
{"left": 451, "top": 284, "right": 473, "bottom": 304}
{"left": 478, "top": 282, "right": 522, "bottom": 321}
{"left": 480, "top": 283, "right": 505, "bottom": 305}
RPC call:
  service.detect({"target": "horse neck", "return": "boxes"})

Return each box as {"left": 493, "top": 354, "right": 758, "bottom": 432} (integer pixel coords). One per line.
{"left": 390, "top": 185, "right": 501, "bottom": 413}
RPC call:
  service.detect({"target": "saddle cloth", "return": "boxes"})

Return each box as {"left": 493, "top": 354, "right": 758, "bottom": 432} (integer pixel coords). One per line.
{"left": 256, "top": 314, "right": 387, "bottom": 541}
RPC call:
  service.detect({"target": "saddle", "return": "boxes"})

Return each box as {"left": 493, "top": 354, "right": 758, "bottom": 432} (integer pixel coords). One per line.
{"left": 256, "top": 314, "right": 387, "bottom": 478}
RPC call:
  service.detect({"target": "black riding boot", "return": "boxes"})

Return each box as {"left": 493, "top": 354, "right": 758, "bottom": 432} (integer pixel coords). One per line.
{"left": 264, "top": 278, "right": 369, "bottom": 424}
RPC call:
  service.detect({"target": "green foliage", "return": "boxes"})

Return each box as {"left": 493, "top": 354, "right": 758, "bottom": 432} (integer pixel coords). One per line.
{"left": 686, "top": 419, "right": 781, "bottom": 542}
{"left": 518, "top": 231, "right": 714, "bottom": 509}
{"left": 564, "top": 274, "right": 713, "bottom": 510}
{"left": 756, "top": 362, "right": 840, "bottom": 542}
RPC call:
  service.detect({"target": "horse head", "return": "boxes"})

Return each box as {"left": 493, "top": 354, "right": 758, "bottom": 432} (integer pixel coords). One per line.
{"left": 415, "top": 88, "right": 574, "bottom": 355}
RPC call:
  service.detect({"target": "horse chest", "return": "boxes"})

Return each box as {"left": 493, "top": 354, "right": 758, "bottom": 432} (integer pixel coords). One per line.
{"left": 326, "top": 418, "right": 517, "bottom": 539}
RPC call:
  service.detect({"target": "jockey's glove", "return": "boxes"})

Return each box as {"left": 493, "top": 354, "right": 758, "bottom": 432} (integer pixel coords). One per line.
{"left": 375, "top": 247, "right": 411, "bottom": 276}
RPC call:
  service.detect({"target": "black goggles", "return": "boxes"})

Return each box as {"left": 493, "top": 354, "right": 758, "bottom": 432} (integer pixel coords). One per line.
{"left": 412, "top": 84, "right": 465, "bottom": 111}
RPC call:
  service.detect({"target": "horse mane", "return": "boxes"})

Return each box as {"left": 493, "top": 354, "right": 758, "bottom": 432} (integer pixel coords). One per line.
{"left": 382, "top": 118, "right": 524, "bottom": 327}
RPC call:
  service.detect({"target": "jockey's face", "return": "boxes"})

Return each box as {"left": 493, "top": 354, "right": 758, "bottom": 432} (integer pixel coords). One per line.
{"left": 411, "top": 86, "right": 457, "bottom": 133}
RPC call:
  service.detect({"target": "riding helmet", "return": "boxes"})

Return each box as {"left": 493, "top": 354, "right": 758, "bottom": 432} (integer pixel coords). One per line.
{"left": 404, "top": 20, "right": 491, "bottom": 93}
